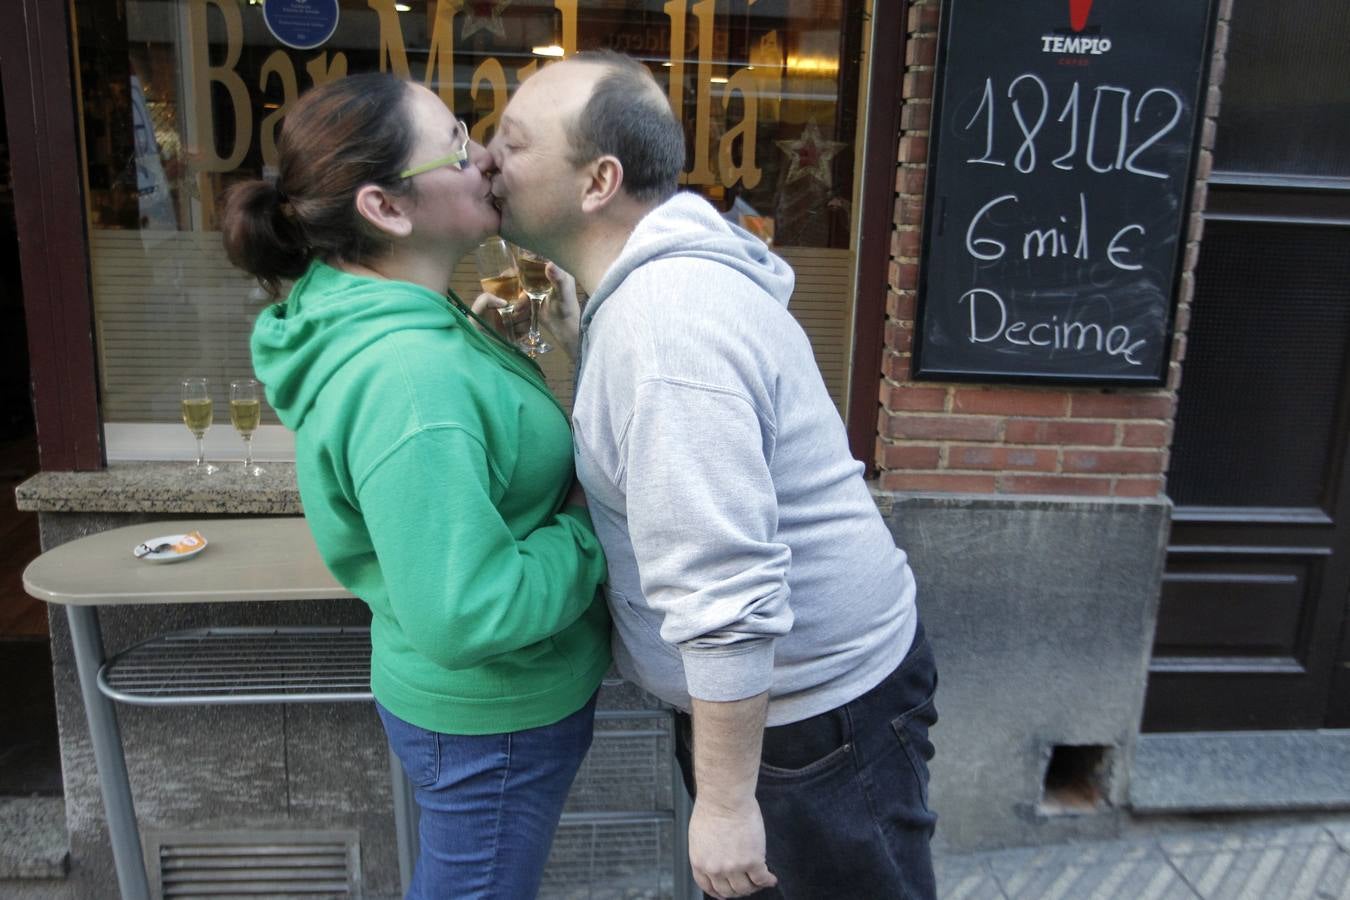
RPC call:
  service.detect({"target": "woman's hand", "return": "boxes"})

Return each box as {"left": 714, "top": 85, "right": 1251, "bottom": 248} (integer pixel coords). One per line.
{"left": 540, "top": 262, "right": 582, "bottom": 360}
{"left": 471, "top": 291, "right": 527, "bottom": 342}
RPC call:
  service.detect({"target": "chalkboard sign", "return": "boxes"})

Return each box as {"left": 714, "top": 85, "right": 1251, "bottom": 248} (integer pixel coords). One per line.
{"left": 914, "top": 0, "right": 1215, "bottom": 383}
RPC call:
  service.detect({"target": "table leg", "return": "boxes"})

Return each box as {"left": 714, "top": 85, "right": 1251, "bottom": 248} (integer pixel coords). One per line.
{"left": 388, "top": 744, "right": 419, "bottom": 895}
{"left": 66, "top": 605, "right": 151, "bottom": 900}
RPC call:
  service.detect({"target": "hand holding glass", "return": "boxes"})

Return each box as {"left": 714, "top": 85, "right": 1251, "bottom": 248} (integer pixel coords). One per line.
{"left": 180, "top": 378, "right": 219, "bottom": 475}
{"left": 474, "top": 237, "right": 522, "bottom": 325}
{"left": 230, "top": 379, "right": 265, "bottom": 476}
{"left": 514, "top": 248, "right": 553, "bottom": 357}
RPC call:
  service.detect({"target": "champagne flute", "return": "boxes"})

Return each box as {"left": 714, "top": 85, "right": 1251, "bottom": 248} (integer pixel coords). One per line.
{"left": 514, "top": 247, "right": 553, "bottom": 357}
{"left": 474, "top": 236, "right": 523, "bottom": 329}
{"left": 230, "top": 379, "right": 265, "bottom": 477}
{"left": 180, "top": 377, "right": 219, "bottom": 475}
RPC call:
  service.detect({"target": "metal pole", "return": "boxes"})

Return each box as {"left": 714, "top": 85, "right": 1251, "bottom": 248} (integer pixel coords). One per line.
{"left": 388, "top": 744, "right": 419, "bottom": 895}
{"left": 66, "top": 605, "right": 151, "bottom": 900}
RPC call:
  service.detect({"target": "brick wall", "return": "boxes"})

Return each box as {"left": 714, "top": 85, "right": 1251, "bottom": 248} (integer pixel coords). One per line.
{"left": 875, "top": 0, "right": 1233, "bottom": 498}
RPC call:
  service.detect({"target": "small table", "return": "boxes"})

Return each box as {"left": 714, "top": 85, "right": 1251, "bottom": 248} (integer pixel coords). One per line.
{"left": 22, "top": 518, "right": 418, "bottom": 900}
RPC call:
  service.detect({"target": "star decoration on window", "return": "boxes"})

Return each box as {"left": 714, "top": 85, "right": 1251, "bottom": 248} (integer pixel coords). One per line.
{"left": 462, "top": 0, "right": 511, "bottom": 40}
{"left": 775, "top": 119, "right": 846, "bottom": 188}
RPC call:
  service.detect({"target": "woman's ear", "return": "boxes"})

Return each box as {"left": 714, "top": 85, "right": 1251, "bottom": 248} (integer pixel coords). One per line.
{"left": 354, "top": 184, "right": 414, "bottom": 239}
{"left": 580, "top": 155, "right": 625, "bottom": 214}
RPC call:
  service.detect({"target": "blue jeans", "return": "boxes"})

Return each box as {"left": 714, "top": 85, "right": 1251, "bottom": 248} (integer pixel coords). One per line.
{"left": 676, "top": 622, "right": 938, "bottom": 899}
{"left": 376, "top": 693, "right": 597, "bottom": 900}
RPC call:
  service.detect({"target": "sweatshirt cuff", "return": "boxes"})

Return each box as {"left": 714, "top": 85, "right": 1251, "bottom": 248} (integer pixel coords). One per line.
{"left": 680, "top": 639, "right": 775, "bottom": 702}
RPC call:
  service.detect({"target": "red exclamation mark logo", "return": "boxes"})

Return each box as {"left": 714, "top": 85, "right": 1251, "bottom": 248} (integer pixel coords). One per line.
{"left": 1070, "top": 0, "right": 1093, "bottom": 32}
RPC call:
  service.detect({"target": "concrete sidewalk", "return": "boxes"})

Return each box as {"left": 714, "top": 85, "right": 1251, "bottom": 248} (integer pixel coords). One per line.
{"left": 935, "top": 813, "right": 1350, "bottom": 900}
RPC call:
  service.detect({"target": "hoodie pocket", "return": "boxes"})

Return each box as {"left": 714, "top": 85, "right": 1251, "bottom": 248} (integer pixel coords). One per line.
{"left": 610, "top": 589, "right": 682, "bottom": 660}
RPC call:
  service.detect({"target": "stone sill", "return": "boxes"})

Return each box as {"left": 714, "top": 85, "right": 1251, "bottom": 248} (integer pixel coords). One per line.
{"left": 14, "top": 462, "right": 301, "bottom": 514}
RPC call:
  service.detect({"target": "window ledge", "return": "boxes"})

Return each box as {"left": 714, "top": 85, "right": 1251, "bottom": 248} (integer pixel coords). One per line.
{"left": 15, "top": 462, "right": 301, "bottom": 515}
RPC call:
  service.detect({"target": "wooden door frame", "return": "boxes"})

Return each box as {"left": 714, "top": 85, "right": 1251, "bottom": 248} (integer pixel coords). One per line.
{"left": 845, "top": 0, "right": 906, "bottom": 472}
{"left": 0, "top": 0, "right": 102, "bottom": 470}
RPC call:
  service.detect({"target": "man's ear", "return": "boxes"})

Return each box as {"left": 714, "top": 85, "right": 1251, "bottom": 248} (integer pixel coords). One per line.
{"left": 581, "top": 155, "right": 625, "bottom": 214}
{"left": 354, "top": 184, "right": 414, "bottom": 239}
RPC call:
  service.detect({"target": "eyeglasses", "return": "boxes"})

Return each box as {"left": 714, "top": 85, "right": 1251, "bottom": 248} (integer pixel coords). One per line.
{"left": 399, "top": 119, "right": 471, "bottom": 178}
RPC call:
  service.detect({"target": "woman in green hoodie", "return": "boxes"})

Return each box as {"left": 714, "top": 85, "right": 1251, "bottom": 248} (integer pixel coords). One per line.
{"left": 220, "top": 73, "right": 609, "bottom": 899}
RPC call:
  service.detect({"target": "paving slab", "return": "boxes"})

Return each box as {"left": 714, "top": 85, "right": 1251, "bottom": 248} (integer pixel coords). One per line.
{"left": 1167, "top": 838, "right": 1350, "bottom": 900}
{"left": 936, "top": 856, "right": 1007, "bottom": 900}
{"left": 0, "top": 797, "right": 68, "bottom": 880}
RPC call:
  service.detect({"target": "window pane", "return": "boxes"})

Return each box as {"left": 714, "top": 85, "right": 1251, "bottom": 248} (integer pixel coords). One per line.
{"left": 72, "top": 0, "right": 870, "bottom": 431}
{"left": 1214, "top": 0, "right": 1350, "bottom": 179}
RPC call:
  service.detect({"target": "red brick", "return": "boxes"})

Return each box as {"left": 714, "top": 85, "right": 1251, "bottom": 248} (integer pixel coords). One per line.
{"left": 1063, "top": 449, "right": 1166, "bottom": 475}
{"left": 897, "top": 136, "right": 929, "bottom": 165}
{"left": 882, "top": 349, "right": 912, "bottom": 382}
{"left": 1001, "top": 475, "right": 1113, "bottom": 496}
{"left": 1173, "top": 302, "right": 1191, "bottom": 335}
{"left": 1069, "top": 393, "right": 1174, "bottom": 420}
{"left": 880, "top": 472, "right": 997, "bottom": 493}
{"left": 896, "top": 167, "right": 927, "bottom": 196}
{"left": 879, "top": 382, "right": 947, "bottom": 412}
{"left": 891, "top": 262, "right": 919, "bottom": 291}
{"left": 896, "top": 194, "right": 925, "bottom": 226}
{"left": 953, "top": 388, "right": 1070, "bottom": 417}
{"left": 885, "top": 319, "right": 914, "bottom": 352}
{"left": 893, "top": 227, "right": 922, "bottom": 259}
{"left": 1166, "top": 361, "right": 1183, "bottom": 392}
{"left": 908, "top": 3, "right": 941, "bottom": 33}
{"left": 905, "top": 35, "right": 937, "bottom": 67}
{"left": 946, "top": 445, "right": 1058, "bottom": 471}
{"left": 1113, "top": 477, "right": 1165, "bottom": 498}
{"left": 901, "top": 101, "right": 932, "bottom": 131}
{"left": 903, "top": 70, "right": 934, "bottom": 100}
{"left": 886, "top": 291, "right": 917, "bottom": 320}
{"left": 1123, "top": 423, "right": 1171, "bottom": 448}
{"left": 1004, "top": 418, "right": 1116, "bottom": 445}
{"left": 880, "top": 414, "right": 1000, "bottom": 442}
{"left": 876, "top": 441, "right": 942, "bottom": 470}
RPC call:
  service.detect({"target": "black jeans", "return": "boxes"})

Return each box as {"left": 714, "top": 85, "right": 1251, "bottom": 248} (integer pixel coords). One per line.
{"left": 675, "top": 622, "right": 938, "bottom": 900}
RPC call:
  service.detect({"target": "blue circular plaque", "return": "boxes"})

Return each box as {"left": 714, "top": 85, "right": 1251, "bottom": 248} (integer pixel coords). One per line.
{"left": 263, "top": 0, "right": 340, "bottom": 51}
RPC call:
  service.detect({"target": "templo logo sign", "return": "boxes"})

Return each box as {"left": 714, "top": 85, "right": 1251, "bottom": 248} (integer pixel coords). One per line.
{"left": 1041, "top": 0, "right": 1113, "bottom": 56}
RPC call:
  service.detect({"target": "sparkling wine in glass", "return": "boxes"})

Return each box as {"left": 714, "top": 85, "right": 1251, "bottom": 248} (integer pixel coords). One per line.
{"left": 230, "top": 379, "right": 265, "bottom": 477}
{"left": 514, "top": 248, "right": 553, "bottom": 357}
{"left": 180, "top": 378, "right": 219, "bottom": 475}
{"left": 474, "top": 237, "right": 522, "bottom": 326}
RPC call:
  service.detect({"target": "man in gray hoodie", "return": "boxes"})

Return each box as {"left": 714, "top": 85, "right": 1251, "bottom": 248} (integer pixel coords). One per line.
{"left": 489, "top": 51, "right": 937, "bottom": 900}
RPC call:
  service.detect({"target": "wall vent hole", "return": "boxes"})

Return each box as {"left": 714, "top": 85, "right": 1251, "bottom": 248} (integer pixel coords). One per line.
{"left": 1039, "top": 744, "right": 1113, "bottom": 816}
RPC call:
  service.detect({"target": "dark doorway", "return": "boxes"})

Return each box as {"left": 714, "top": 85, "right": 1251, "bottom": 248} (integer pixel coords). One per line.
{"left": 1142, "top": 0, "right": 1350, "bottom": 732}
{"left": 0, "top": 75, "right": 61, "bottom": 795}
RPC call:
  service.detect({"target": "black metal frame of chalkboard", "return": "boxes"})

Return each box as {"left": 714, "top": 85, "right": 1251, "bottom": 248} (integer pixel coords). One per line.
{"left": 912, "top": 0, "right": 1217, "bottom": 385}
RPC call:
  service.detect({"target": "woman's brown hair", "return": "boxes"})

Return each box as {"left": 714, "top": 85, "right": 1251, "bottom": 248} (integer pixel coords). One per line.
{"left": 221, "top": 73, "right": 419, "bottom": 295}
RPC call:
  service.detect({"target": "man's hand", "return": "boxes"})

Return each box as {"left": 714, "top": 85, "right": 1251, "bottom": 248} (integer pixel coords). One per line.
{"left": 687, "top": 694, "right": 778, "bottom": 897}
{"left": 689, "top": 795, "right": 778, "bottom": 898}
{"left": 539, "top": 262, "right": 582, "bottom": 359}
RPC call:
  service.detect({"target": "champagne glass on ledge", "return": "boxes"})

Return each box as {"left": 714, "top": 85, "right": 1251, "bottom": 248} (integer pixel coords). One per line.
{"left": 230, "top": 379, "right": 265, "bottom": 477}
{"left": 180, "top": 377, "right": 219, "bottom": 475}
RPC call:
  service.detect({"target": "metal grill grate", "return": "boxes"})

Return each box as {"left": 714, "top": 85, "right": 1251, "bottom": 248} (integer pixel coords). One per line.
{"left": 148, "top": 830, "right": 361, "bottom": 899}
{"left": 98, "top": 628, "right": 372, "bottom": 705}
{"left": 1170, "top": 221, "right": 1350, "bottom": 508}
{"left": 542, "top": 816, "right": 676, "bottom": 899}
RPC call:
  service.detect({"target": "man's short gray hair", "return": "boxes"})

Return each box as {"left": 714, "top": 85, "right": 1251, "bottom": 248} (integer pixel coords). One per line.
{"left": 567, "top": 50, "right": 686, "bottom": 204}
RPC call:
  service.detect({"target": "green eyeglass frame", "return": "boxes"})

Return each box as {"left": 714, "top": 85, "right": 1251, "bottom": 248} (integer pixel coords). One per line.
{"left": 399, "top": 120, "right": 470, "bottom": 178}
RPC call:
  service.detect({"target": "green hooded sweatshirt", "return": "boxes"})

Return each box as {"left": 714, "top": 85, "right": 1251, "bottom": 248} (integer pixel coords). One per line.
{"left": 251, "top": 262, "right": 609, "bottom": 735}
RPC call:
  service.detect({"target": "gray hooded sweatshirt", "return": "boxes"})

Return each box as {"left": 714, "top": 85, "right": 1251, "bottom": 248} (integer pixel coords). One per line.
{"left": 572, "top": 192, "right": 918, "bottom": 726}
